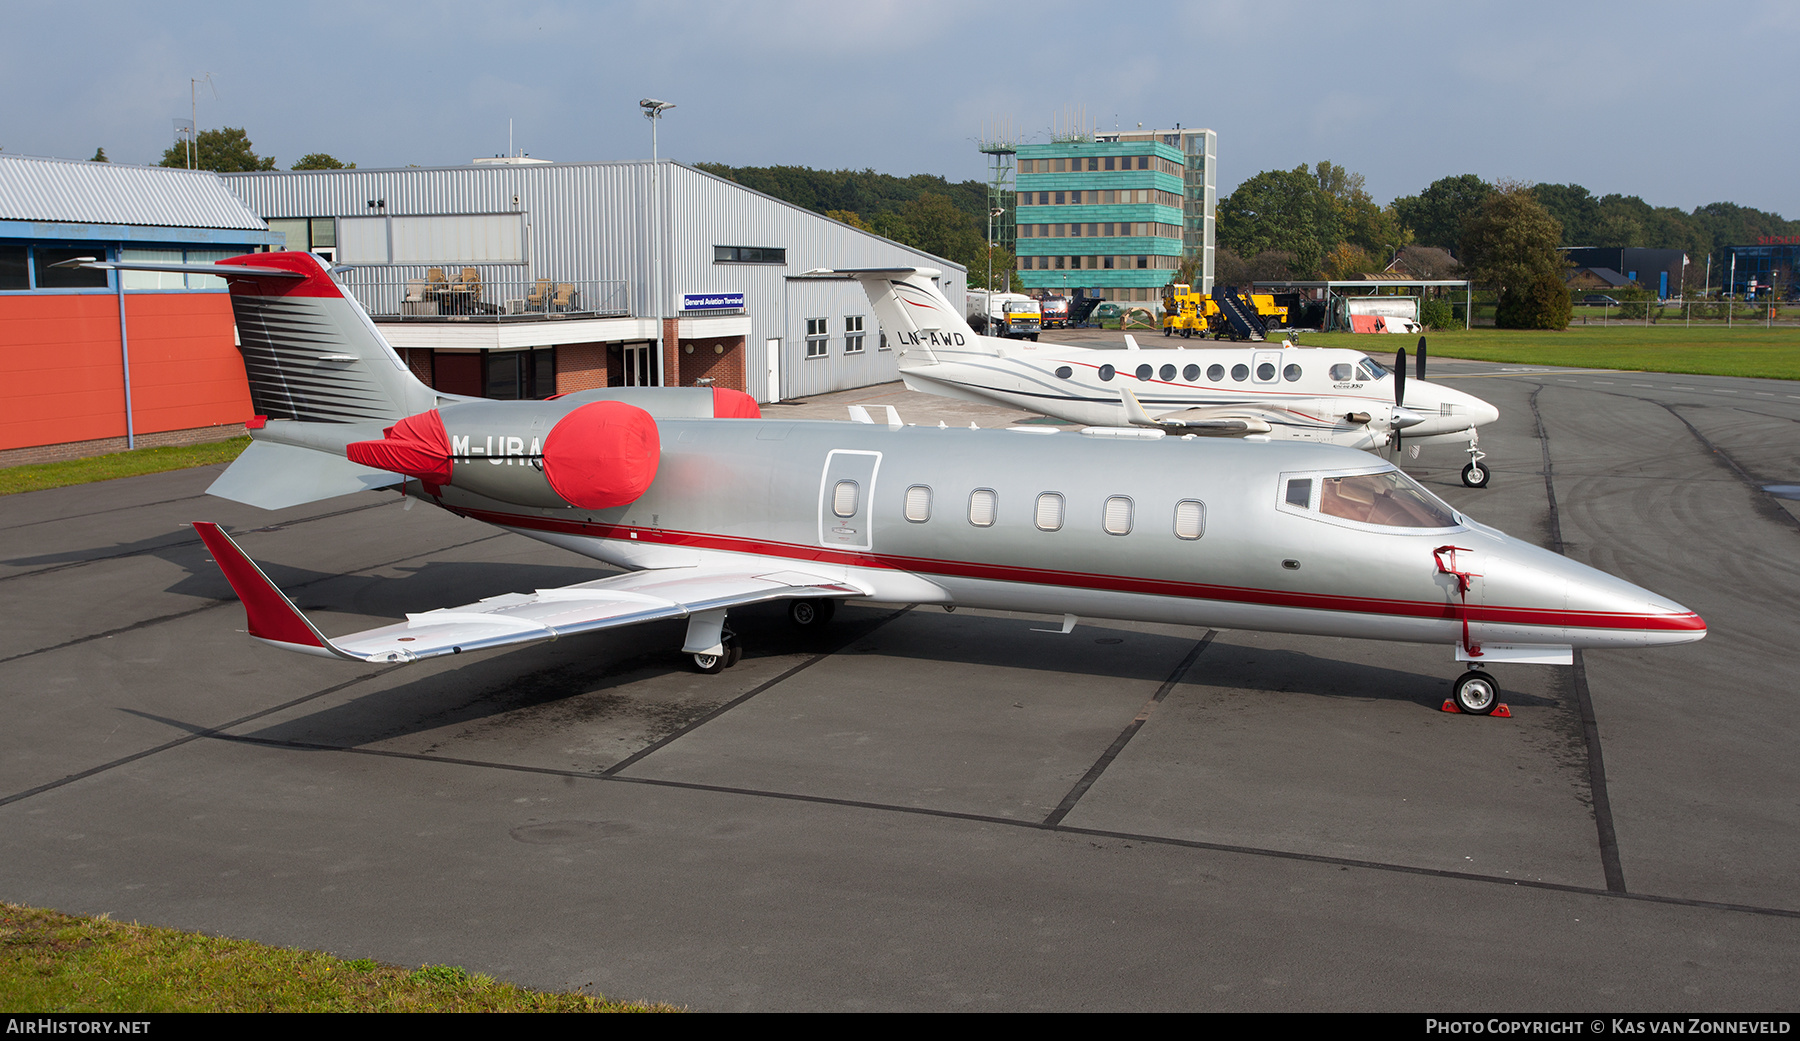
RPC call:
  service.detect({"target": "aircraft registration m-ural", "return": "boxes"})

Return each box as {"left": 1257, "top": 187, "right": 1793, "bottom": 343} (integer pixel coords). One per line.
{"left": 122, "top": 252, "right": 1700, "bottom": 715}
{"left": 812, "top": 268, "right": 1502, "bottom": 488}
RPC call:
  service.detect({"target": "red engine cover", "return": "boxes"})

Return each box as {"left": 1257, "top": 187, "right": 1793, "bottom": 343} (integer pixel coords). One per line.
{"left": 711, "top": 387, "right": 762, "bottom": 418}
{"left": 541, "top": 401, "right": 661, "bottom": 509}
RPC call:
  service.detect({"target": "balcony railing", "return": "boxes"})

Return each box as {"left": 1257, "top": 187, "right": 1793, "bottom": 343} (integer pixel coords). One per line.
{"left": 338, "top": 272, "right": 632, "bottom": 321}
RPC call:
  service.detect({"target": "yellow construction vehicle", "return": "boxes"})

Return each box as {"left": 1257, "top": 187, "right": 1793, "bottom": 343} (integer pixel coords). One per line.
{"left": 1160, "top": 283, "right": 1219, "bottom": 338}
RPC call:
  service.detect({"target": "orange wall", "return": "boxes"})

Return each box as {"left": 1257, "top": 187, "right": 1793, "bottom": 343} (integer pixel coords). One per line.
{"left": 0, "top": 292, "right": 252, "bottom": 451}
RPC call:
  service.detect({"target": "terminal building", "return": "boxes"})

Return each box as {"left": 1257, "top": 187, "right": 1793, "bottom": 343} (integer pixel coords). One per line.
{"left": 1014, "top": 126, "right": 1215, "bottom": 302}
{"left": 1, "top": 154, "right": 961, "bottom": 463}
{"left": 223, "top": 160, "right": 961, "bottom": 406}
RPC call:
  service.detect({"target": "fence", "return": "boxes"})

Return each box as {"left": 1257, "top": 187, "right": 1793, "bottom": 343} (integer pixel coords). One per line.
{"left": 336, "top": 271, "right": 631, "bottom": 321}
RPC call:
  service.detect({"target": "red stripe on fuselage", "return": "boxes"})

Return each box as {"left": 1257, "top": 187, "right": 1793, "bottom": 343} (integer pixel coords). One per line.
{"left": 454, "top": 506, "right": 1703, "bottom": 634}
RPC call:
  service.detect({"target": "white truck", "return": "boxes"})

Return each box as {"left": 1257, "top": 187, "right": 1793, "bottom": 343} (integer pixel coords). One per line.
{"left": 968, "top": 292, "right": 1042, "bottom": 340}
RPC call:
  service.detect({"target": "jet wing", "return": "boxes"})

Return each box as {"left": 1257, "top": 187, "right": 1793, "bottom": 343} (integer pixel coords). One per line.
{"left": 1118, "top": 388, "right": 1274, "bottom": 436}
{"left": 193, "top": 522, "right": 864, "bottom": 664}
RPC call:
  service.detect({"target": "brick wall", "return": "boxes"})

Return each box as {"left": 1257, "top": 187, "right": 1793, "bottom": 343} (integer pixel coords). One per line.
{"left": 555, "top": 342, "right": 609, "bottom": 394}
{"left": 675, "top": 335, "right": 747, "bottom": 391}
{"left": 0, "top": 421, "right": 248, "bottom": 468}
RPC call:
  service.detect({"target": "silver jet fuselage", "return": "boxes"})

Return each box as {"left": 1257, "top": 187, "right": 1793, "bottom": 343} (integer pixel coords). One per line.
{"left": 406, "top": 417, "right": 1701, "bottom": 654}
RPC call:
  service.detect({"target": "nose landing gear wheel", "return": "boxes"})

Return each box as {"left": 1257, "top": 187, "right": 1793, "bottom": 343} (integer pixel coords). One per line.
{"left": 1461, "top": 462, "right": 1490, "bottom": 488}
{"left": 1453, "top": 670, "right": 1499, "bottom": 715}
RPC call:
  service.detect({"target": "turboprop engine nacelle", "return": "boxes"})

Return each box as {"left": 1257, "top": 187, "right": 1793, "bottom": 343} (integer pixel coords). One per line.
{"left": 344, "top": 388, "right": 757, "bottom": 511}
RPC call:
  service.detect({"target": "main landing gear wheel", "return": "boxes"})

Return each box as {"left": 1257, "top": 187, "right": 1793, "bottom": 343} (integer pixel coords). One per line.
{"left": 692, "top": 632, "right": 741, "bottom": 674}
{"left": 1453, "top": 670, "right": 1499, "bottom": 715}
{"left": 788, "top": 598, "right": 837, "bottom": 629}
{"left": 1461, "top": 462, "right": 1490, "bottom": 488}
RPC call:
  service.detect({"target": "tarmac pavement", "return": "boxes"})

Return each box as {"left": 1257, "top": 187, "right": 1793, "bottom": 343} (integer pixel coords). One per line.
{"left": 2, "top": 351, "right": 1796, "bottom": 1011}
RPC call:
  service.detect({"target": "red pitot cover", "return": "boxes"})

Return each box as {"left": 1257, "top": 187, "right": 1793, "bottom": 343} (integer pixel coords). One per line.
{"left": 542, "top": 401, "right": 661, "bottom": 510}
{"left": 345, "top": 409, "right": 453, "bottom": 485}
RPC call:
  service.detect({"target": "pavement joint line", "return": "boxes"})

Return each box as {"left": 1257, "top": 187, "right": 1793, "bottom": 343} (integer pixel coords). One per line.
{"left": 0, "top": 531, "right": 514, "bottom": 667}
{"left": 0, "top": 491, "right": 212, "bottom": 533}
{"left": 192, "top": 728, "right": 1800, "bottom": 923}
{"left": 1041, "top": 631, "right": 1214, "bottom": 827}
{"left": 603, "top": 605, "right": 915, "bottom": 777}
{"left": 1656, "top": 403, "right": 1800, "bottom": 533}
{"left": 1530, "top": 384, "right": 1627, "bottom": 894}
{"left": 0, "top": 670, "right": 389, "bottom": 809}
{"left": 0, "top": 497, "right": 400, "bottom": 585}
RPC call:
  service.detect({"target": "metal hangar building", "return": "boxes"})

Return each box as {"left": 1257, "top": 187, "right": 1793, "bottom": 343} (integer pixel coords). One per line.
{"left": 222, "top": 159, "right": 964, "bottom": 406}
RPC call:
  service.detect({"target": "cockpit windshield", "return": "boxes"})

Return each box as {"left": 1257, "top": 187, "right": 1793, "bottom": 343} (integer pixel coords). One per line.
{"left": 1318, "top": 469, "right": 1457, "bottom": 528}
{"left": 1356, "top": 355, "right": 1390, "bottom": 381}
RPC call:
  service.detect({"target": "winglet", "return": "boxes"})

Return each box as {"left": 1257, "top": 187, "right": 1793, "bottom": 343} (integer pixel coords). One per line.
{"left": 1118, "top": 386, "right": 1160, "bottom": 428}
{"left": 192, "top": 522, "right": 360, "bottom": 660}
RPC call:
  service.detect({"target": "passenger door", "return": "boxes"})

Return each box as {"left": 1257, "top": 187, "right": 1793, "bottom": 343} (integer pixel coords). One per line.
{"left": 818, "top": 450, "right": 881, "bottom": 552}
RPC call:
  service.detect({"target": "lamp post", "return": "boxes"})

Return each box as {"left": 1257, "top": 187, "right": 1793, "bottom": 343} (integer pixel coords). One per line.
{"left": 640, "top": 99, "right": 675, "bottom": 385}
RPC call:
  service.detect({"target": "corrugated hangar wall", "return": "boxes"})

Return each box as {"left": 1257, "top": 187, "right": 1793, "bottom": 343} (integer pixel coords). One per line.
{"left": 223, "top": 162, "right": 965, "bottom": 402}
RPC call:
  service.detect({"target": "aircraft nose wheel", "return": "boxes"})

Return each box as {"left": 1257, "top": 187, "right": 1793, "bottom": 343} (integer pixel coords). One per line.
{"left": 1452, "top": 670, "right": 1499, "bottom": 715}
{"left": 1461, "top": 462, "right": 1490, "bottom": 488}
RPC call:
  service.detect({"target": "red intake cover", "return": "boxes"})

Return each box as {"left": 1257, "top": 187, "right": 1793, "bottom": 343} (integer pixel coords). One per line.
{"left": 346, "top": 409, "right": 453, "bottom": 484}
{"left": 711, "top": 387, "right": 762, "bottom": 418}
{"left": 542, "top": 401, "right": 661, "bottom": 509}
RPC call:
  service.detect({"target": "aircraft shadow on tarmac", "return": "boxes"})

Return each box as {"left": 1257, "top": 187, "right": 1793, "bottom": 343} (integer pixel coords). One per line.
{"left": 123, "top": 599, "right": 1555, "bottom": 756}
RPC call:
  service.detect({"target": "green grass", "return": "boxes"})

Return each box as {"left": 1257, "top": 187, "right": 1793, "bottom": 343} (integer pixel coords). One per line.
{"left": 1289, "top": 325, "right": 1800, "bottom": 380}
{"left": 0, "top": 902, "right": 679, "bottom": 1013}
{"left": 0, "top": 437, "right": 250, "bottom": 496}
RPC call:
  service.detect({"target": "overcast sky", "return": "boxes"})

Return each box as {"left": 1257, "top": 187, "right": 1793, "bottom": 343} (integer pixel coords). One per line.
{"left": 3, "top": 0, "right": 1792, "bottom": 216}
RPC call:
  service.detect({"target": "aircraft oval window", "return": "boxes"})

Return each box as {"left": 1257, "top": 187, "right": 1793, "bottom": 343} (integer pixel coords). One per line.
{"left": 1329, "top": 363, "right": 1354, "bottom": 381}
{"left": 1103, "top": 495, "right": 1134, "bottom": 536}
{"left": 1136, "top": 364, "right": 1153, "bottom": 381}
{"left": 1174, "top": 499, "right": 1206, "bottom": 540}
{"left": 1055, "top": 366, "right": 1073, "bottom": 379}
{"left": 1208, "top": 364, "right": 1225, "bottom": 382}
{"left": 1257, "top": 361, "right": 1277, "bottom": 381}
{"left": 904, "top": 485, "right": 932, "bottom": 523}
{"left": 1098, "top": 364, "right": 1115, "bottom": 382}
{"left": 1183, "top": 364, "right": 1201, "bottom": 382}
{"left": 1320, "top": 471, "right": 1458, "bottom": 528}
{"left": 969, "top": 488, "right": 998, "bottom": 527}
{"left": 1231, "top": 363, "right": 1249, "bottom": 382}
{"left": 832, "top": 480, "right": 859, "bottom": 518}
{"left": 1159, "top": 364, "right": 1177, "bottom": 381}
{"left": 1285, "top": 478, "right": 1313, "bottom": 509}
{"left": 1035, "top": 492, "right": 1065, "bottom": 532}
{"left": 1284, "top": 364, "right": 1302, "bottom": 382}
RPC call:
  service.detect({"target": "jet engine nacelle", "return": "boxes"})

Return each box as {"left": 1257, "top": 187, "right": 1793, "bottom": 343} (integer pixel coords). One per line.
{"left": 345, "top": 387, "right": 758, "bottom": 511}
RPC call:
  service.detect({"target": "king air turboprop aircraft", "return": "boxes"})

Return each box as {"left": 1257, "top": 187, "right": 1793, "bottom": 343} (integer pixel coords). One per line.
{"left": 109, "top": 252, "right": 1700, "bottom": 715}
{"left": 809, "top": 268, "right": 1501, "bottom": 488}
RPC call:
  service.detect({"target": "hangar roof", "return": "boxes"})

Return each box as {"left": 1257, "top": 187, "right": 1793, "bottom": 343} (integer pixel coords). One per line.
{"left": 0, "top": 154, "right": 268, "bottom": 231}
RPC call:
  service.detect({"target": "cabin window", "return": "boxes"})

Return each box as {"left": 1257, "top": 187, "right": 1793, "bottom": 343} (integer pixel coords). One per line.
{"left": 1207, "top": 364, "right": 1225, "bottom": 382}
{"left": 832, "top": 480, "right": 859, "bottom": 518}
{"left": 1159, "top": 364, "right": 1176, "bottom": 381}
{"left": 1098, "top": 364, "right": 1115, "bottom": 381}
{"left": 1035, "top": 492, "right": 1065, "bottom": 532}
{"left": 1285, "top": 478, "right": 1314, "bottom": 509}
{"left": 969, "top": 489, "right": 998, "bottom": 527}
{"left": 1256, "top": 362, "right": 1277, "bottom": 382}
{"left": 1329, "top": 363, "right": 1354, "bottom": 380}
{"left": 1174, "top": 500, "right": 1206, "bottom": 540}
{"left": 1231, "top": 364, "right": 1249, "bottom": 382}
{"left": 904, "top": 485, "right": 932, "bottom": 523}
{"left": 1182, "top": 364, "right": 1200, "bottom": 382}
{"left": 1055, "top": 366, "right": 1073, "bottom": 379}
{"left": 1284, "top": 364, "right": 1302, "bottom": 382}
{"left": 1135, "top": 364, "right": 1152, "bottom": 381}
{"left": 1103, "top": 496, "right": 1134, "bottom": 536}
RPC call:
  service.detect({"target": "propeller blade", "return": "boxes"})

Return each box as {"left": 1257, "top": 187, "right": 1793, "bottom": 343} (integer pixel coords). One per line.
{"left": 1416, "top": 336, "right": 1427, "bottom": 381}
{"left": 1394, "top": 347, "right": 1406, "bottom": 409}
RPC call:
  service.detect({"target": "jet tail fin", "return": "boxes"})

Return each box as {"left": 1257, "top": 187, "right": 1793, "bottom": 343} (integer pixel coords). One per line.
{"left": 218, "top": 252, "right": 436, "bottom": 424}
{"left": 798, "top": 267, "right": 998, "bottom": 364}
